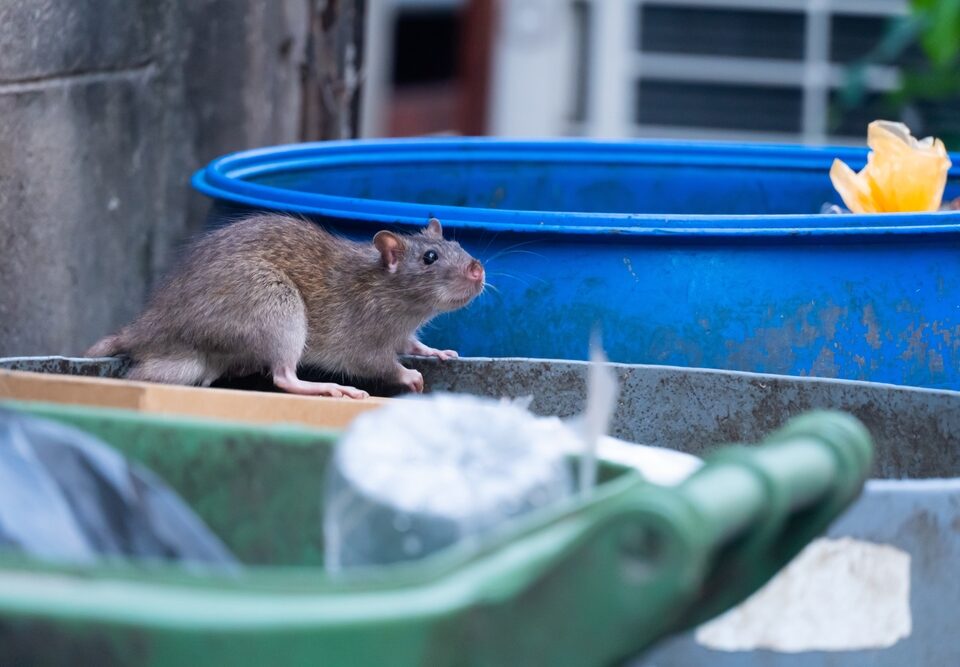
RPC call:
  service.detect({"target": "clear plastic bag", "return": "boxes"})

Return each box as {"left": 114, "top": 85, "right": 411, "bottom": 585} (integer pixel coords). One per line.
{"left": 0, "top": 409, "right": 237, "bottom": 567}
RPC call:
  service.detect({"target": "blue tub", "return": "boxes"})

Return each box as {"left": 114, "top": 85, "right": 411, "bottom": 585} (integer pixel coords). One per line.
{"left": 192, "top": 138, "right": 960, "bottom": 390}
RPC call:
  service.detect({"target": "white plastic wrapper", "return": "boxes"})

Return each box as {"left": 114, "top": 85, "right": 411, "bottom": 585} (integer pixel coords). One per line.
{"left": 323, "top": 394, "right": 579, "bottom": 573}
{"left": 537, "top": 416, "right": 703, "bottom": 487}
{"left": 322, "top": 400, "right": 704, "bottom": 573}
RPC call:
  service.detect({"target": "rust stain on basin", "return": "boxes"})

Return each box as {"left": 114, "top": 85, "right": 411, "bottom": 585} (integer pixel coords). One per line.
{"left": 862, "top": 304, "right": 882, "bottom": 351}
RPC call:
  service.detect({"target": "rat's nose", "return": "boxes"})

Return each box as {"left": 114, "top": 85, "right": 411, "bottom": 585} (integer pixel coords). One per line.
{"left": 467, "top": 259, "right": 484, "bottom": 283}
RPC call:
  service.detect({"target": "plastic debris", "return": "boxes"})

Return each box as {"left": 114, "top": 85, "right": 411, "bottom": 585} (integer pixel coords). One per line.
{"left": 323, "top": 393, "right": 578, "bottom": 573}
{"left": 578, "top": 331, "right": 619, "bottom": 494}
{"left": 830, "top": 120, "right": 952, "bottom": 213}
{"left": 323, "top": 339, "right": 703, "bottom": 573}
{"left": 0, "top": 409, "right": 237, "bottom": 567}
{"left": 548, "top": 418, "right": 702, "bottom": 487}
{"left": 820, "top": 203, "right": 850, "bottom": 215}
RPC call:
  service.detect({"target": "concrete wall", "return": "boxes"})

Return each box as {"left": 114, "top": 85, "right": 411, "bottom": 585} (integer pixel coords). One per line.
{"left": 0, "top": 0, "right": 315, "bottom": 356}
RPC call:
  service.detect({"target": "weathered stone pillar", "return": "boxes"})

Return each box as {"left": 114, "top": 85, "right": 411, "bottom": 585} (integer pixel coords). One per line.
{"left": 0, "top": 0, "right": 362, "bottom": 356}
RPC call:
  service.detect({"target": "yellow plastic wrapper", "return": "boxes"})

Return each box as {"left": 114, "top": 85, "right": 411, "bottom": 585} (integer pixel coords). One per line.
{"left": 830, "top": 120, "right": 952, "bottom": 213}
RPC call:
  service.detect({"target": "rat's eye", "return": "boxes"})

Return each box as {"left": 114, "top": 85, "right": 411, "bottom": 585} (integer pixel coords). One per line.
{"left": 422, "top": 250, "right": 439, "bottom": 265}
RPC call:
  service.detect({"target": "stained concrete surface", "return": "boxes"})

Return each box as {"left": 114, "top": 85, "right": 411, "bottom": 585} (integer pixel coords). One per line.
{"left": 0, "top": 0, "right": 309, "bottom": 356}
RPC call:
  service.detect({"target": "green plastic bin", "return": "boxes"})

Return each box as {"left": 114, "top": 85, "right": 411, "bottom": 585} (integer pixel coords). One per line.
{"left": 0, "top": 400, "right": 872, "bottom": 666}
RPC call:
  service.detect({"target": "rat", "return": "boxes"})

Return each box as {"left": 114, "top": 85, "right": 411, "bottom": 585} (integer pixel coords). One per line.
{"left": 85, "top": 214, "right": 485, "bottom": 399}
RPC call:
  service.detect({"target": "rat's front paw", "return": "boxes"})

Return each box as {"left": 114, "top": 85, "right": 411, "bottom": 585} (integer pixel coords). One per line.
{"left": 404, "top": 339, "right": 459, "bottom": 361}
{"left": 423, "top": 347, "right": 458, "bottom": 361}
{"left": 398, "top": 367, "right": 424, "bottom": 393}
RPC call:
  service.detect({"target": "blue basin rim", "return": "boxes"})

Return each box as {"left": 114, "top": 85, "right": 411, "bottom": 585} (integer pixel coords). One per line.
{"left": 191, "top": 137, "right": 960, "bottom": 238}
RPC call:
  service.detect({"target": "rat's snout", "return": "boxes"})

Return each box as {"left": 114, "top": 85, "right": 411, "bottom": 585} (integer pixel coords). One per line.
{"left": 466, "top": 259, "right": 484, "bottom": 284}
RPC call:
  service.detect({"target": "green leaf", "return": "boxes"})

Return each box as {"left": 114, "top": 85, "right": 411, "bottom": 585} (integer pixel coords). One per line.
{"left": 917, "top": 0, "right": 960, "bottom": 66}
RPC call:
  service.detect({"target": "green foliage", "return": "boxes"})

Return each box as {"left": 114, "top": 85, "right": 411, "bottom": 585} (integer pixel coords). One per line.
{"left": 912, "top": 0, "right": 960, "bottom": 67}
{"left": 837, "top": 1, "right": 960, "bottom": 148}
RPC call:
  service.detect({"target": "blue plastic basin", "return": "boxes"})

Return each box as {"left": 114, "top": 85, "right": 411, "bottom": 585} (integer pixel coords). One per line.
{"left": 193, "top": 138, "right": 960, "bottom": 390}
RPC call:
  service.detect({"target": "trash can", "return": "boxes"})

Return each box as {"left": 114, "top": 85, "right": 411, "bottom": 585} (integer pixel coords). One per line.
{"left": 192, "top": 138, "right": 960, "bottom": 390}
{"left": 1, "top": 355, "right": 952, "bottom": 665}
{"left": 0, "top": 398, "right": 870, "bottom": 666}
{"left": 413, "top": 356, "right": 960, "bottom": 666}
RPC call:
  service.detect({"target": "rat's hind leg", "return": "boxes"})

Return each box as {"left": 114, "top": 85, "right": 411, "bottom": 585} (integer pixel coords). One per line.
{"left": 126, "top": 354, "right": 220, "bottom": 386}
{"left": 272, "top": 365, "right": 370, "bottom": 399}
{"left": 260, "top": 295, "right": 370, "bottom": 399}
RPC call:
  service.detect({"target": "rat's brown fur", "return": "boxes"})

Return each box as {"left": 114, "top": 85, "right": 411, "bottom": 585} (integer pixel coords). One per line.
{"left": 86, "top": 214, "right": 484, "bottom": 397}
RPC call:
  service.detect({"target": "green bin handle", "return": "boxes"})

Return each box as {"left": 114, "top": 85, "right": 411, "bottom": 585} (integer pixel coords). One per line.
{"left": 665, "top": 409, "right": 874, "bottom": 630}
{"left": 454, "top": 410, "right": 874, "bottom": 665}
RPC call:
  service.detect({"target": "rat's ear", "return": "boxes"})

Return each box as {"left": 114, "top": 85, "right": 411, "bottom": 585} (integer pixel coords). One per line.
{"left": 373, "top": 231, "right": 405, "bottom": 273}
{"left": 424, "top": 218, "right": 443, "bottom": 239}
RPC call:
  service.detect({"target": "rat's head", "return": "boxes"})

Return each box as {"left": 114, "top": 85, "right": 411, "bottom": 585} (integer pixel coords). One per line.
{"left": 373, "top": 218, "right": 484, "bottom": 312}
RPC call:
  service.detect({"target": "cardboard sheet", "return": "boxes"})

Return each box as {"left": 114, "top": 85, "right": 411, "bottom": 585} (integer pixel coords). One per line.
{"left": 0, "top": 370, "right": 388, "bottom": 430}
